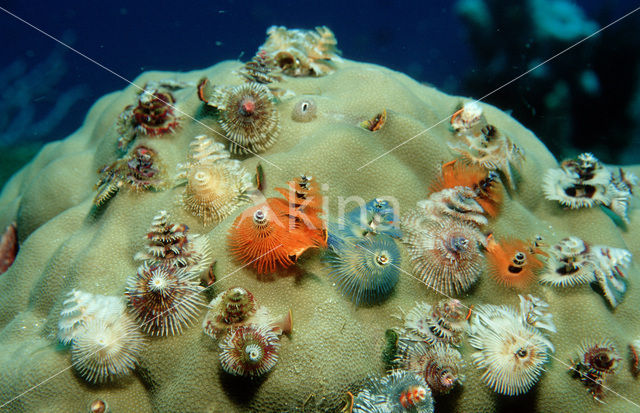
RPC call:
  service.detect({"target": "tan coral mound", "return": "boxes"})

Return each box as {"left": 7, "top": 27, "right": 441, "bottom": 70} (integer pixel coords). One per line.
{"left": 1, "top": 30, "right": 640, "bottom": 412}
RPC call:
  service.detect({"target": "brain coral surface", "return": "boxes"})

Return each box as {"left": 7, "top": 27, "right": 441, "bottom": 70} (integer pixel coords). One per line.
{"left": 0, "top": 33, "right": 639, "bottom": 413}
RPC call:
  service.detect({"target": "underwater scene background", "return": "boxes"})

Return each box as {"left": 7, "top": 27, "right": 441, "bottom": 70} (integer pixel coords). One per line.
{"left": 1, "top": 1, "right": 640, "bottom": 412}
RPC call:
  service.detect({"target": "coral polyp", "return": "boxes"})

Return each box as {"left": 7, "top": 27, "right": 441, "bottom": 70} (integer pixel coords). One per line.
{"left": 344, "top": 198, "right": 401, "bottom": 238}
{"left": 217, "top": 82, "right": 279, "bottom": 154}
{"left": 184, "top": 135, "right": 231, "bottom": 164}
{"left": 401, "top": 213, "right": 485, "bottom": 296}
{"left": 360, "top": 109, "right": 387, "bottom": 131}
{"left": 398, "top": 299, "right": 468, "bottom": 347}
{"left": 228, "top": 202, "right": 296, "bottom": 274}
{"left": 468, "top": 305, "right": 554, "bottom": 396}
{"left": 485, "top": 235, "right": 545, "bottom": 289}
{"left": 218, "top": 324, "right": 280, "bottom": 377}
{"left": 630, "top": 338, "right": 640, "bottom": 377}
{"left": 570, "top": 339, "right": 621, "bottom": 402}
{"left": 229, "top": 175, "right": 326, "bottom": 274}
{"left": 450, "top": 101, "right": 485, "bottom": 135}
{"left": 352, "top": 370, "right": 434, "bottom": 413}
{"left": 275, "top": 174, "right": 322, "bottom": 207}
{"left": 350, "top": 388, "right": 379, "bottom": 413}
{"left": 449, "top": 102, "right": 525, "bottom": 189}
{"left": 133, "top": 210, "right": 211, "bottom": 273}
{"left": 132, "top": 90, "right": 179, "bottom": 135}
{"left": 591, "top": 245, "right": 631, "bottom": 308}
{"left": 202, "top": 287, "right": 257, "bottom": 339}
{"left": 238, "top": 50, "right": 282, "bottom": 85}
{"left": 93, "top": 165, "right": 123, "bottom": 207}
{"left": 122, "top": 145, "right": 164, "bottom": 191}
{"left": 125, "top": 263, "right": 204, "bottom": 336}
{"left": 116, "top": 81, "right": 188, "bottom": 151}
{"left": 399, "top": 386, "right": 429, "bottom": 410}
{"left": 185, "top": 163, "right": 248, "bottom": 224}
{"left": 543, "top": 152, "right": 637, "bottom": 222}
{"left": 0, "top": 222, "right": 18, "bottom": 274}
{"left": 272, "top": 174, "right": 326, "bottom": 234}
{"left": 431, "top": 160, "right": 503, "bottom": 217}
{"left": 176, "top": 136, "right": 253, "bottom": 225}
{"left": 71, "top": 314, "right": 145, "bottom": 384}
{"left": 328, "top": 198, "right": 401, "bottom": 250}
{"left": 398, "top": 342, "right": 465, "bottom": 395}
{"left": 539, "top": 236, "right": 597, "bottom": 287}
{"left": 323, "top": 234, "right": 400, "bottom": 306}
{"left": 93, "top": 145, "right": 164, "bottom": 207}
{"left": 57, "top": 290, "right": 126, "bottom": 345}
{"left": 89, "top": 399, "right": 107, "bottom": 413}
{"left": 417, "top": 186, "right": 488, "bottom": 227}
{"left": 518, "top": 294, "right": 557, "bottom": 334}
{"left": 449, "top": 109, "right": 524, "bottom": 190}
{"left": 203, "top": 286, "right": 292, "bottom": 343}
{"left": 577, "top": 340, "right": 620, "bottom": 375}
{"left": 196, "top": 77, "right": 219, "bottom": 107}
{"left": 260, "top": 26, "right": 342, "bottom": 77}
{"left": 538, "top": 236, "right": 631, "bottom": 308}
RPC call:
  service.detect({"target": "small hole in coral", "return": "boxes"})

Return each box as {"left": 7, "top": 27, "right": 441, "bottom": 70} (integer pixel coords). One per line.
{"left": 292, "top": 98, "right": 317, "bottom": 122}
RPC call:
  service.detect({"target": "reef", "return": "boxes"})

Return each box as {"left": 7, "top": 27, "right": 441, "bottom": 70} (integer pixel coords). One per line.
{"left": 0, "top": 26, "right": 639, "bottom": 412}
